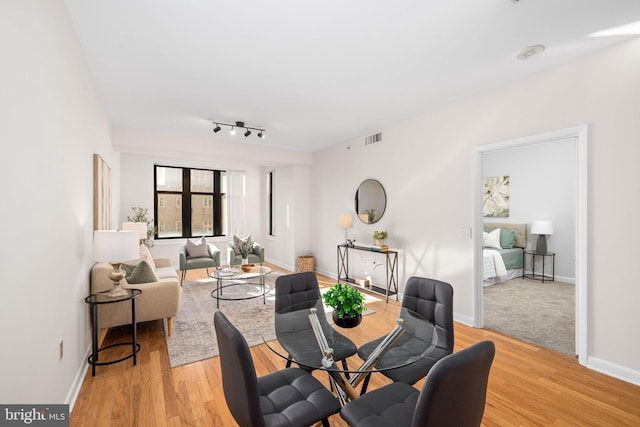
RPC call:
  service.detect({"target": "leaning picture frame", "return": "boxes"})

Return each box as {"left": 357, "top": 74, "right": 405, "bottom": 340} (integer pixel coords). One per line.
{"left": 93, "top": 154, "right": 111, "bottom": 230}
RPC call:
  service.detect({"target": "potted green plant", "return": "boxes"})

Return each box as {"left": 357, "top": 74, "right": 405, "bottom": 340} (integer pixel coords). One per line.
{"left": 322, "top": 283, "right": 365, "bottom": 328}
{"left": 373, "top": 230, "right": 388, "bottom": 246}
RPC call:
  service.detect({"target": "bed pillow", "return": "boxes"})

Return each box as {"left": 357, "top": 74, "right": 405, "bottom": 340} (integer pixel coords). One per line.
{"left": 186, "top": 236, "right": 209, "bottom": 258}
{"left": 500, "top": 229, "right": 516, "bottom": 249}
{"left": 483, "top": 228, "right": 502, "bottom": 249}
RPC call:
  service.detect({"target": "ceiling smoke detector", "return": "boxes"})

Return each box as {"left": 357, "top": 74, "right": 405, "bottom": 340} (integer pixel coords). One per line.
{"left": 516, "top": 45, "right": 545, "bottom": 60}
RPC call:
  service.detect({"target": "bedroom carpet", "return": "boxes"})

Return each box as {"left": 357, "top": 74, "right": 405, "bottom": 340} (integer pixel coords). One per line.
{"left": 483, "top": 277, "right": 575, "bottom": 357}
{"left": 164, "top": 272, "right": 376, "bottom": 368}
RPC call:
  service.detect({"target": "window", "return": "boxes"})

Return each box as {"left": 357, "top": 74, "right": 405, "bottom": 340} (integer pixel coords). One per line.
{"left": 268, "top": 170, "right": 275, "bottom": 236}
{"left": 154, "top": 165, "right": 226, "bottom": 239}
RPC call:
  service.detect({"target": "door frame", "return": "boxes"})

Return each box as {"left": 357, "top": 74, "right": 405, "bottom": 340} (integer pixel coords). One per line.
{"left": 473, "top": 125, "right": 588, "bottom": 365}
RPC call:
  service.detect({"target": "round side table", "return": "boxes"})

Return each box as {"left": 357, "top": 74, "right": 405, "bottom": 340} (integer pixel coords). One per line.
{"left": 84, "top": 288, "right": 142, "bottom": 376}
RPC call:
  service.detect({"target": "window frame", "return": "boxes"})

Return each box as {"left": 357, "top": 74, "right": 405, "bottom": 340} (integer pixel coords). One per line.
{"left": 154, "top": 165, "right": 226, "bottom": 239}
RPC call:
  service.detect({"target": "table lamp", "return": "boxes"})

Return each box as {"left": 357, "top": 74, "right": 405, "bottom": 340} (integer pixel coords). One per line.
{"left": 93, "top": 230, "right": 140, "bottom": 297}
{"left": 122, "top": 221, "right": 148, "bottom": 244}
{"left": 530, "top": 220, "right": 554, "bottom": 254}
{"left": 339, "top": 214, "right": 353, "bottom": 244}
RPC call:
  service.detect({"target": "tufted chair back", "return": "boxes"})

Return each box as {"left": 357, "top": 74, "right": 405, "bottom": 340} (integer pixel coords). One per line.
{"left": 402, "top": 277, "right": 454, "bottom": 354}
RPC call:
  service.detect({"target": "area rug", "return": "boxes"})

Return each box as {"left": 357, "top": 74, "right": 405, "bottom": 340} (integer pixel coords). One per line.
{"left": 164, "top": 273, "right": 377, "bottom": 368}
{"left": 483, "top": 278, "right": 575, "bottom": 357}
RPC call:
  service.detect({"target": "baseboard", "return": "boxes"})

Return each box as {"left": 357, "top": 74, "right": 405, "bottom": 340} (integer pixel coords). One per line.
{"left": 454, "top": 312, "right": 474, "bottom": 326}
{"left": 522, "top": 270, "right": 575, "bottom": 285}
{"left": 264, "top": 257, "right": 293, "bottom": 272}
{"left": 587, "top": 355, "right": 640, "bottom": 386}
{"left": 65, "top": 345, "right": 91, "bottom": 412}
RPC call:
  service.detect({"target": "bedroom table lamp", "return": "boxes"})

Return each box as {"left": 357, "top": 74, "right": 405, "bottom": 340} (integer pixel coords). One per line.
{"left": 339, "top": 214, "right": 353, "bottom": 244}
{"left": 93, "top": 230, "right": 140, "bottom": 297}
{"left": 531, "top": 220, "right": 554, "bottom": 254}
{"left": 122, "top": 221, "right": 148, "bottom": 244}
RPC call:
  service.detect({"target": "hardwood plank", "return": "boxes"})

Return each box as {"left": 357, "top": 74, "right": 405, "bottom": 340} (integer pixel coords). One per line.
{"left": 70, "top": 265, "right": 640, "bottom": 426}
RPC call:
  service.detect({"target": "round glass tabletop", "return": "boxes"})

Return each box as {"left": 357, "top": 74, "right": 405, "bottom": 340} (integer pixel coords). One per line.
{"left": 262, "top": 300, "right": 439, "bottom": 375}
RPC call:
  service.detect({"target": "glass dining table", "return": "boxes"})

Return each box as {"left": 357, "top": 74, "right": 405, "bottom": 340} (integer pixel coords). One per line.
{"left": 262, "top": 301, "right": 439, "bottom": 404}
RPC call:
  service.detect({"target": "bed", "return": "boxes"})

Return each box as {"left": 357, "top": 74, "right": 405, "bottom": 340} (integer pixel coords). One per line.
{"left": 483, "top": 223, "right": 527, "bottom": 286}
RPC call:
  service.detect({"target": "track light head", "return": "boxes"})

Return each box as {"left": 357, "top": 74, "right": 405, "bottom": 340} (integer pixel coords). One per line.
{"left": 244, "top": 129, "right": 251, "bottom": 137}
{"left": 213, "top": 124, "right": 221, "bottom": 133}
{"left": 258, "top": 130, "right": 265, "bottom": 139}
{"left": 229, "top": 126, "right": 236, "bottom": 136}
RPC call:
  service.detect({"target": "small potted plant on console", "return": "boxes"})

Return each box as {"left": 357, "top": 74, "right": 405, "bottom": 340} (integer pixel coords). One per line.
{"left": 322, "top": 283, "right": 365, "bottom": 328}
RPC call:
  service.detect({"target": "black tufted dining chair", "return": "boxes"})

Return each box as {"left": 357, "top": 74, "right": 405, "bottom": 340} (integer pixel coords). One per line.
{"left": 357, "top": 276, "right": 454, "bottom": 392}
{"left": 274, "top": 272, "right": 358, "bottom": 375}
{"left": 340, "top": 340, "right": 495, "bottom": 427}
{"left": 214, "top": 311, "right": 340, "bottom": 427}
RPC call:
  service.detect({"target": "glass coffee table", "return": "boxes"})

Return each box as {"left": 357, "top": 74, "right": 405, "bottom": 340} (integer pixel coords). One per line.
{"left": 210, "top": 265, "right": 272, "bottom": 308}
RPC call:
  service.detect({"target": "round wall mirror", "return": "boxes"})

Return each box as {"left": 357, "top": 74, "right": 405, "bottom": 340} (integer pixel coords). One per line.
{"left": 355, "top": 179, "right": 386, "bottom": 224}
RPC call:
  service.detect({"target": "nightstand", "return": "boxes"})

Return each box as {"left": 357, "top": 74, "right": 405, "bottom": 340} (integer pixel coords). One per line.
{"left": 523, "top": 250, "right": 555, "bottom": 283}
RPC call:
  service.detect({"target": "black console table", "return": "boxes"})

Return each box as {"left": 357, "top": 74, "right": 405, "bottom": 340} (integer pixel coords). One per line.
{"left": 337, "top": 244, "right": 399, "bottom": 302}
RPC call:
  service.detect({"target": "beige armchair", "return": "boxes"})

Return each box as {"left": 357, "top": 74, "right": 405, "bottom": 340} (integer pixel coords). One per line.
{"left": 90, "top": 246, "right": 181, "bottom": 343}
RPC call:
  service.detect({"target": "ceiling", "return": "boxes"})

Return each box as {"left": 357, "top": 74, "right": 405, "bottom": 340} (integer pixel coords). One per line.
{"left": 64, "top": 0, "right": 640, "bottom": 152}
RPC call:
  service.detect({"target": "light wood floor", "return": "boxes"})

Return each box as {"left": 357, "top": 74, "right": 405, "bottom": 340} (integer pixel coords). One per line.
{"left": 71, "top": 265, "right": 640, "bottom": 426}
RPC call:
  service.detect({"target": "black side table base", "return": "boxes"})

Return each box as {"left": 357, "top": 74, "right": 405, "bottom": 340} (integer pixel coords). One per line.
{"left": 88, "top": 342, "right": 141, "bottom": 366}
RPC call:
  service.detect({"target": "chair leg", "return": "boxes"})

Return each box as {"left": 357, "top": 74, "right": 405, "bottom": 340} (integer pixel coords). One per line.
{"left": 341, "top": 359, "right": 350, "bottom": 379}
{"left": 321, "top": 418, "right": 330, "bottom": 427}
{"left": 360, "top": 372, "right": 371, "bottom": 395}
{"left": 286, "top": 354, "right": 292, "bottom": 368}
{"left": 181, "top": 270, "right": 186, "bottom": 286}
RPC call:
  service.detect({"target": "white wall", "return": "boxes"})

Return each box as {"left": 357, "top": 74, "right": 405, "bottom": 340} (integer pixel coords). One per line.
{"left": 115, "top": 127, "right": 313, "bottom": 270}
{"left": 0, "top": 0, "right": 117, "bottom": 404}
{"left": 483, "top": 139, "right": 576, "bottom": 280}
{"left": 312, "top": 38, "right": 640, "bottom": 378}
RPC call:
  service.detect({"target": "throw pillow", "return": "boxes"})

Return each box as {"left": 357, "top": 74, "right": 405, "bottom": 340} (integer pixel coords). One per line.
{"left": 500, "top": 229, "right": 516, "bottom": 249}
{"left": 186, "top": 236, "right": 210, "bottom": 258}
{"left": 483, "top": 228, "right": 501, "bottom": 249}
{"left": 124, "top": 260, "right": 159, "bottom": 284}
{"left": 138, "top": 244, "right": 157, "bottom": 270}
{"left": 233, "top": 234, "right": 252, "bottom": 256}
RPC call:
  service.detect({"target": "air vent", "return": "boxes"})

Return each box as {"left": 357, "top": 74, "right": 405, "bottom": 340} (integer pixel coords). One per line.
{"left": 364, "top": 132, "right": 382, "bottom": 146}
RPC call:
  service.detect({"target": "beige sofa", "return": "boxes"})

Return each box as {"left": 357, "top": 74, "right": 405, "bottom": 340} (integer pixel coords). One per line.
{"left": 90, "top": 245, "right": 182, "bottom": 341}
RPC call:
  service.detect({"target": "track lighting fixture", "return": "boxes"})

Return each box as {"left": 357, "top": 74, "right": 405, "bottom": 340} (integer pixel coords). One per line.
{"left": 211, "top": 120, "right": 266, "bottom": 141}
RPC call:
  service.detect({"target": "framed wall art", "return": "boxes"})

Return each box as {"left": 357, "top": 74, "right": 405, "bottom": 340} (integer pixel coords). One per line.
{"left": 483, "top": 175, "right": 510, "bottom": 217}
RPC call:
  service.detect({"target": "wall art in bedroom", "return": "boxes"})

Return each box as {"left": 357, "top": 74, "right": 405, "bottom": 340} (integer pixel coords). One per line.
{"left": 483, "top": 175, "right": 510, "bottom": 217}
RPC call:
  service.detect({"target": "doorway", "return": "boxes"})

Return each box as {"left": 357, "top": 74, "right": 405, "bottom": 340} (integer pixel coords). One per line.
{"left": 473, "top": 126, "right": 588, "bottom": 365}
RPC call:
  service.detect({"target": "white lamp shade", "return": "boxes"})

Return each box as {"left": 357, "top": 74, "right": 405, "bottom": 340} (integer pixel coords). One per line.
{"left": 339, "top": 214, "right": 353, "bottom": 229}
{"left": 122, "top": 222, "right": 148, "bottom": 240}
{"left": 93, "top": 230, "right": 140, "bottom": 262}
{"left": 531, "top": 220, "right": 554, "bottom": 235}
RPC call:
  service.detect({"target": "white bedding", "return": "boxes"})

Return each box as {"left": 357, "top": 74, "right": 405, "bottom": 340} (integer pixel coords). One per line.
{"left": 483, "top": 249, "right": 507, "bottom": 280}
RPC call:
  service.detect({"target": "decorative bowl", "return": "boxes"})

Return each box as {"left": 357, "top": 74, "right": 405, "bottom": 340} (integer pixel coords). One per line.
{"left": 241, "top": 264, "right": 255, "bottom": 272}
